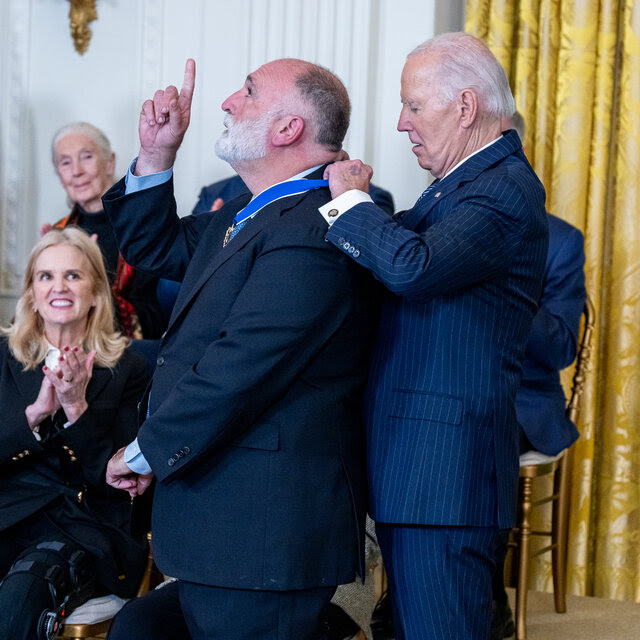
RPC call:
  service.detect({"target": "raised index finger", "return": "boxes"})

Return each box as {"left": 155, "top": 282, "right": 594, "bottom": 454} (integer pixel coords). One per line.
{"left": 178, "top": 58, "right": 196, "bottom": 107}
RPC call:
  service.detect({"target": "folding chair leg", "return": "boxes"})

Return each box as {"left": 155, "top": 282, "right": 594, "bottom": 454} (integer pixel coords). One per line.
{"left": 516, "top": 476, "right": 533, "bottom": 640}
{"left": 552, "top": 454, "right": 570, "bottom": 613}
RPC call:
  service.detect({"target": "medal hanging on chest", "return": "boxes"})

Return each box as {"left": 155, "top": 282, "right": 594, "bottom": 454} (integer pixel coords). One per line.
{"left": 223, "top": 225, "right": 234, "bottom": 247}
{"left": 221, "top": 178, "right": 329, "bottom": 247}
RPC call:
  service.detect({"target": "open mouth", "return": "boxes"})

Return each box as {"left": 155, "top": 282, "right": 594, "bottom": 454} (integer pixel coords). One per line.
{"left": 50, "top": 300, "right": 73, "bottom": 308}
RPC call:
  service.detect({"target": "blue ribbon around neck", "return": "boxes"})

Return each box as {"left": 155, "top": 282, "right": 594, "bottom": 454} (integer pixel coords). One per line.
{"left": 232, "top": 179, "right": 329, "bottom": 226}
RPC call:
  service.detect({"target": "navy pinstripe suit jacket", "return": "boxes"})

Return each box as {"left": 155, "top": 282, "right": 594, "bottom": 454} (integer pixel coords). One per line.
{"left": 326, "top": 130, "right": 548, "bottom": 529}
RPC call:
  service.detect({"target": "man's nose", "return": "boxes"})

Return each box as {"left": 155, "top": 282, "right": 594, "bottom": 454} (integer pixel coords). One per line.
{"left": 221, "top": 88, "right": 243, "bottom": 114}
{"left": 397, "top": 108, "right": 410, "bottom": 132}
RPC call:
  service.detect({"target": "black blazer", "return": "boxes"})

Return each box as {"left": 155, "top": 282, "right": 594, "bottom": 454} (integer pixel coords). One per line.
{"left": 0, "top": 341, "right": 150, "bottom": 596}
{"left": 103, "top": 171, "right": 379, "bottom": 590}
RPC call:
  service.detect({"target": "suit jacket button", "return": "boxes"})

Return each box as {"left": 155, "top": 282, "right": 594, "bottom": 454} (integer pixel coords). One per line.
{"left": 338, "top": 237, "right": 345, "bottom": 244}
{"left": 183, "top": 446, "right": 190, "bottom": 454}
{"left": 156, "top": 356, "right": 165, "bottom": 366}
{"left": 353, "top": 249, "right": 360, "bottom": 257}
{"left": 343, "top": 242, "right": 350, "bottom": 250}
{"left": 168, "top": 458, "right": 175, "bottom": 466}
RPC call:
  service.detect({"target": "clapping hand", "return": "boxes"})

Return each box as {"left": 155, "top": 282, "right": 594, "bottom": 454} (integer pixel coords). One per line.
{"left": 25, "top": 376, "right": 61, "bottom": 432}
{"left": 43, "top": 346, "right": 96, "bottom": 424}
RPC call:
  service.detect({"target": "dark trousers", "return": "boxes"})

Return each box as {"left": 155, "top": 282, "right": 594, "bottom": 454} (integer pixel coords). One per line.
{"left": 0, "top": 515, "right": 95, "bottom": 640}
{"left": 376, "top": 523, "right": 505, "bottom": 640}
{"left": 107, "top": 578, "right": 336, "bottom": 640}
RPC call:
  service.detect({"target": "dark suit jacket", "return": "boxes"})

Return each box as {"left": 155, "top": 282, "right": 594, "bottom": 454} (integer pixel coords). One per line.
{"left": 0, "top": 342, "right": 150, "bottom": 596}
{"left": 102, "top": 170, "right": 379, "bottom": 590}
{"left": 516, "top": 213, "right": 585, "bottom": 455}
{"left": 326, "top": 130, "right": 548, "bottom": 529}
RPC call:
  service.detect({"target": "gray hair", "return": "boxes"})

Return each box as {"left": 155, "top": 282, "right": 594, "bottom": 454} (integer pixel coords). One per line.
{"left": 294, "top": 64, "right": 350, "bottom": 152}
{"left": 409, "top": 32, "right": 515, "bottom": 118}
{"left": 51, "top": 121, "right": 113, "bottom": 169}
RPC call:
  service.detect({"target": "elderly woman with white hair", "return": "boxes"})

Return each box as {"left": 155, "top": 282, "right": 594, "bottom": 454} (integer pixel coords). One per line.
{"left": 46, "top": 121, "right": 165, "bottom": 339}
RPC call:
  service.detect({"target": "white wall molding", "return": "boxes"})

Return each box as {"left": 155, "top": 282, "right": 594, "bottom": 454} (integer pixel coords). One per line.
{"left": 0, "top": 0, "right": 31, "bottom": 296}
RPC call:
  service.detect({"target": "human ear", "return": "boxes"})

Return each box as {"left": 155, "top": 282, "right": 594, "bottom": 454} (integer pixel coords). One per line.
{"left": 458, "top": 89, "right": 478, "bottom": 128}
{"left": 272, "top": 115, "right": 305, "bottom": 147}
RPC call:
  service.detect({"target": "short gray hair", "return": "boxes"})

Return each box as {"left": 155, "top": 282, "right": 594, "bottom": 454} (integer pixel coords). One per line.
{"left": 51, "top": 121, "right": 113, "bottom": 169}
{"left": 294, "top": 64, "right": 350, "bottom": 152}
{"left": 409, "top": 32, "right": 515, "bottom": 118}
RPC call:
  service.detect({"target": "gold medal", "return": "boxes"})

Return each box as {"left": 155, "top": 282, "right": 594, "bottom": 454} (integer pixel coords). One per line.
{"left": 223, "top": 224, "right": 234, "bottom": 247}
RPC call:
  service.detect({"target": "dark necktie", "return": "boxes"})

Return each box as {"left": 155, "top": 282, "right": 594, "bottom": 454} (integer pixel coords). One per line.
{"left": 400, "top": 179, "right": 442, "bottom": 230}
{"left": 416, "top": 179, "right": 441, "bottom": 204}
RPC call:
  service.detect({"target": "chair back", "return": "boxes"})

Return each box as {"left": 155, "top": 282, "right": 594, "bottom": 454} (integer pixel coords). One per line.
{"left": 566, "top": 294, "right": 596, "bottom": 426}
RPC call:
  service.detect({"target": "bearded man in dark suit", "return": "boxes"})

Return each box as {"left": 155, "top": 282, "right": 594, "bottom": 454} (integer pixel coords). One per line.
{"left": 103, "top": 57, "right": 379, "bottom": 640}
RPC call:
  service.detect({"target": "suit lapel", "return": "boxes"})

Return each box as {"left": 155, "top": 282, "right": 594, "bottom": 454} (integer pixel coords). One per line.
{"left": 166, "top": 181, "right": 325, "bottom": 334}
{"left": 167, "top": 195, "right": 249, "bottom": 326}
{"left": 8, "top": 356, "right": 43, "bottom": 407}
{"left": 402, "top": 130, "right": 523, "bottom": 231}
{"left": 85, "top": 366, "right": 112, "bottom": 403}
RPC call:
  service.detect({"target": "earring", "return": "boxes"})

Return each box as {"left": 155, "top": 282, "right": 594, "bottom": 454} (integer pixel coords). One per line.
{"left": 32, "top": 305, "right": 37, "bottom": 312}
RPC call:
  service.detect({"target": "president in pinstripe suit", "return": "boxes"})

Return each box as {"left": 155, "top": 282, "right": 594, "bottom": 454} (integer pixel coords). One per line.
{"left": 319, "top": 33, "right": 548, "bottom": 639}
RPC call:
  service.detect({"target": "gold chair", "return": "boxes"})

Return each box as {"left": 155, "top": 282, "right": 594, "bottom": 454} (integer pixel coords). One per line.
{"left": 59, "top": 532, "right": 155, "bottom": 640}
{"left": 509, "top": 295, "right": 595, "bottom": 640}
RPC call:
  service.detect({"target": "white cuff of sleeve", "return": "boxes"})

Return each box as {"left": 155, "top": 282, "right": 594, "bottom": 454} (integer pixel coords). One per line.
{"left": 124, "top": 438, "right": 153, "bottom": 474}
{"left": 125, "top": 158, "right": 173, "bottom": 195}
{"left": 318, "top": 190, "right": 373, "bottom": 226}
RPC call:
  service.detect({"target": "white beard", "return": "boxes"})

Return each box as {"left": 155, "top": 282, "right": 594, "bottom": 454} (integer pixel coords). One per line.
{"left": 214, "top": 109, "right": 276, "bottom": 164}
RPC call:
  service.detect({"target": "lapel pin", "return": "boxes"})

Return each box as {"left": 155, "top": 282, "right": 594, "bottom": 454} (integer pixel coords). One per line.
{"left": 435, "top": 192, "right": 441, "bottom": 198}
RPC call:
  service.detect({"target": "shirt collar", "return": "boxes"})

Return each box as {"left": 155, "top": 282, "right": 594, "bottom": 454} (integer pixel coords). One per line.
{"left": 442, "top": 135, "right": 502, "bottom": 180}
{"left": 249, "top": 165, "right": 323, "bottom": 201}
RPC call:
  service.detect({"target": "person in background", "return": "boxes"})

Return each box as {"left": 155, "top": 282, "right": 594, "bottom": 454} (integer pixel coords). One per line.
{"left": 0, "top": 227, "right": 150, "bottom": 640}
{"left": 45, "top": 122, "right": 166, "bottom": 339}
{"left": 320, "top": 32, "right": 548, "bottom": 639}
{"left": 490, "top": 111, "right": 586, "bottom": 640}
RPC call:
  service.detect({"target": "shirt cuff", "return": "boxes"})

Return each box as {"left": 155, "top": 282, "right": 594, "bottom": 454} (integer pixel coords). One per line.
{"left": 124, "top": 438, "right": 153, "bottom": 474}
{"left": 318, "top": 190, "right": 373, "bottom": 226}
{"left": 125, "top": 158, "right": 173, "bottom": 195}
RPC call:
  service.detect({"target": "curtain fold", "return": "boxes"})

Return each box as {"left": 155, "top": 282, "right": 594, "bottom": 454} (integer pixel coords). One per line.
{"left": 466, "top": 0, "right": 640, "bottom": 602}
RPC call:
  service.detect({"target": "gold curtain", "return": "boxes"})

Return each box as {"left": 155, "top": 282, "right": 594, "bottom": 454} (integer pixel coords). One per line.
{"left": 466, "top": 0, "right": 640, "bottom": 601}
